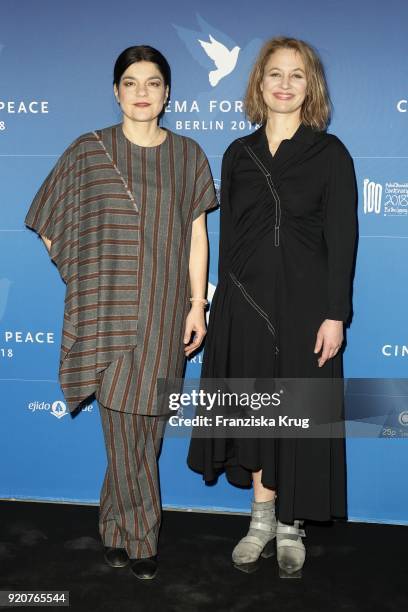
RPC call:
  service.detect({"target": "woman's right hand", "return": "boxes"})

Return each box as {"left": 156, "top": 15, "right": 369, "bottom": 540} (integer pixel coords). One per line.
{"left": 313, "top": 319, "right": 343, "bottom": 367}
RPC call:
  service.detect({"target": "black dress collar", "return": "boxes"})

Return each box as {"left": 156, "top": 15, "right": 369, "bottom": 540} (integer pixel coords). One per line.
{"left": 245, "top": 122, "right": 321, "bottom": 150}
{"left": 240, "top": 122, "right": 325, "bottom": 178}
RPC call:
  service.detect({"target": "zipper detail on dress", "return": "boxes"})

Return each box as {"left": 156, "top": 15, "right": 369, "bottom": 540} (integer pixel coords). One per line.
{"left": 238, "top": 139, "right": 281, "bottom": 247}
{"left": 92, "top": 131, "right": 139, "bottom": 212}
{"left": 229, "top": 271, "right": 277, "bottom": 340}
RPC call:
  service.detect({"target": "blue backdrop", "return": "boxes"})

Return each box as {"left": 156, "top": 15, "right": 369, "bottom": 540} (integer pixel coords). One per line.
{"left": 1, "top": 0, "right": 407, "bottom": 523}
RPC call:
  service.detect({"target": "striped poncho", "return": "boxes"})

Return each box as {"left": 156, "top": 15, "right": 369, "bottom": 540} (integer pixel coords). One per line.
{"left": 25, "top": 124, "right": 217, "bottom": 414}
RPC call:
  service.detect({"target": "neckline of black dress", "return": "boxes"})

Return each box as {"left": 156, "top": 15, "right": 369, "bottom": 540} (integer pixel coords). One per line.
{"left": 263, "top": 122, "right": 317, "bottom": 156}
{"left": 240, "top": 122, "right": 323, "bottom": 178}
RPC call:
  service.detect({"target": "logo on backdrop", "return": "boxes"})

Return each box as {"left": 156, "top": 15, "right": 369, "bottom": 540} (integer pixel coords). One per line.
{"left": 381, "top": 344, "right": 408, "bottom": 357}
{"left": 198, "top": 35, "right": 240, "bottom": 87}
{"left": 363, "top": 179, "right": 382, "bottom": 214}
{"left": 3, "top": 330, "right": 55, "bottom": 344}
{"left": 363, "top": 179, "right": 408, "bottom": 216}
{"left": 169, "top": 15, "right": 262, "bottom": 133}
{"left": 398, "top": 411, "right": 408, "bottom": 426}
{"left": 27, "top": 400, "right": 94, "bottom": 417}
{"left": 1, "top": 326, "right": 54, "bottom": 360}
{"left": 51, "top": 400, "right": 68, "bottom": 419}
{"left": 397, "top": 99, "right": 407, "bottom": 112}
{"left": 0, "top": 43, "right": 48, "bottom": 133}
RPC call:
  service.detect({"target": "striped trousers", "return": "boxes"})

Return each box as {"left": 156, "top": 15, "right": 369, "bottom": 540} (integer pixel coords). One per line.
{"left": 98, "top": 404, "right": 168, "bottom": 559}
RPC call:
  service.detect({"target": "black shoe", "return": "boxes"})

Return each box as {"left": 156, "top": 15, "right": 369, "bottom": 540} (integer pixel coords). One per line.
{"left": 130, "top": 556, "right": 158, "bottom": 580}
{"left": 104, "top": 546, "right": 129, "bottom": 568}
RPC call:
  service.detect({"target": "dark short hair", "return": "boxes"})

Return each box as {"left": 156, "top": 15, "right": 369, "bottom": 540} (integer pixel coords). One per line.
{"left": 113, "top": 45, "right": 171, "bottom": 111}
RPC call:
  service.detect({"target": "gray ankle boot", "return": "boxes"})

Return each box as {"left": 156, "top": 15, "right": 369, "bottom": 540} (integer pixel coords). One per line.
{"left": 232, "top": 499, "right": 277, "bottom": 573}
{"left": 276, "top": 519, "right": 306, "bottom": 579}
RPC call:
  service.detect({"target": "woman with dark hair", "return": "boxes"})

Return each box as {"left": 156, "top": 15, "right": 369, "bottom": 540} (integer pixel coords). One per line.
{"left": 188, "top": 37, "right": 357, "bottom": 578}
{"left": 25, "top": 45, "right": 216, "bottom": 580}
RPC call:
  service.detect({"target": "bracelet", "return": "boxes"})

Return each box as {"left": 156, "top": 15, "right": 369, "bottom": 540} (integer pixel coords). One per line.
{"left": 189, "top": 297, "right": 208, "bottom": 306}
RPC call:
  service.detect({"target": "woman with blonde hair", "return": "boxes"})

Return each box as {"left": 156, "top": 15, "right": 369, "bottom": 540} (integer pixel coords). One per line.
{"left": 188, "top": 36, "right": 357, "bottom": 578}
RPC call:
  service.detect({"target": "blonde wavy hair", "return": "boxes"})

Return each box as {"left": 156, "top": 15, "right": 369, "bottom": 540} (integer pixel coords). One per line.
{"left": 244, "top": 36, "right": 331, "bottom": 130}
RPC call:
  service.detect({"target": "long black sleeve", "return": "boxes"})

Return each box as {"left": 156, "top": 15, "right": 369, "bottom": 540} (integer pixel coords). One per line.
{"left": 323, "top": 137, "right": 358, "bottom": 322}
{"left": 217, "top": 143, "right": 234, "bottom": 281}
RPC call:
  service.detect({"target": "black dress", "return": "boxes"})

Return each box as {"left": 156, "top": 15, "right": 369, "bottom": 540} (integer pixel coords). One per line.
{"left": 187, "top": 123, "right": 357, "bottom": 523}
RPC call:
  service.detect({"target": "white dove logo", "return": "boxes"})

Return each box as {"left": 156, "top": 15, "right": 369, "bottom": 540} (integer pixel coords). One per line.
{"left": 198, "top": 35, "right": 240, "bottom": 87}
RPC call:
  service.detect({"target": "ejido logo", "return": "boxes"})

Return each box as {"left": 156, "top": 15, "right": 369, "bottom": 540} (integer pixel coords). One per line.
{"left": 27, "top": 400, "right": 68, "bottom": 418}
{"left": 51, "top": 400, "right": 68, "bottom": 419}
{"left": 27, "top": 400, "right": 93, "bottom": 416}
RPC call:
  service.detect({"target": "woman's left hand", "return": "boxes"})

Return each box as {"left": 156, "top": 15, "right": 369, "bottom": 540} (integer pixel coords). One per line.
{"left": 183, "top": 305, "right": 207, "bottom": 357}
{"left": 314, "top": 319, "right": 344, "bottom": 367}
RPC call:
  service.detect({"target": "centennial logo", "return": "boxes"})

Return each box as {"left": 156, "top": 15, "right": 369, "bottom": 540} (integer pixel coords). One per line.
{"left": 363, "top": 179, "right": 382, "bottom": 214}
{"left": 363, "top": 178, "right": 408, "bottom": 216}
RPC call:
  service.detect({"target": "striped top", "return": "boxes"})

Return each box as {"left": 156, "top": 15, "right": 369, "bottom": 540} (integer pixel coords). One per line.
{"left": 25, "top": 124, "right": 217, "bottom": 414}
